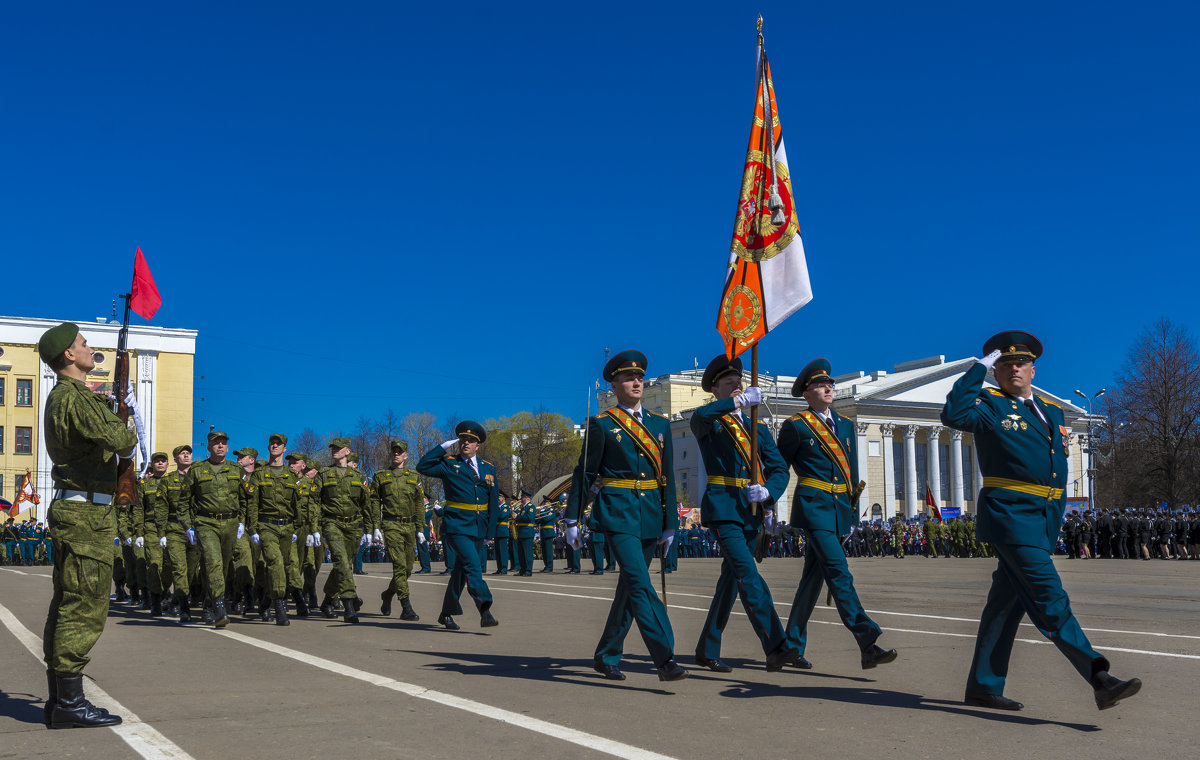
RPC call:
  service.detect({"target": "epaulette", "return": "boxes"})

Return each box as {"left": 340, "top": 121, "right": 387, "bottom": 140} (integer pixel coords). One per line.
{"left": 647, "top": 410, "right": 668, "bottom": 420}
{"left": 789, "top": 413, "right": 804, "bottom": 421}
{"left": 1037, "top": 395, "right": 1062, "bottom": 409}
{"left": 481, "top": 459, "right": 493, "bottom": 466}
{"left": 984, "top": 388, "right": 1006, "bottom": 397}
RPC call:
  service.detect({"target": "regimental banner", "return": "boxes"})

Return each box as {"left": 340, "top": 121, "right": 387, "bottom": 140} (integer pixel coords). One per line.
{"left": 717, "top": 27, "right": 812, "bottom": 359}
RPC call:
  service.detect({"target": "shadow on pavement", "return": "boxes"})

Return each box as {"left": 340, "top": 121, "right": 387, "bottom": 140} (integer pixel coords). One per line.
{"left": 0, "top": 689, "right": 44, "bottom": 726}
{"left": 397, "top": 651, "right": 676, "bottom": 695}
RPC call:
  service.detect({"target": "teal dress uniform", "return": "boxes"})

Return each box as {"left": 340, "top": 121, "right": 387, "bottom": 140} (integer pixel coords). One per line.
{"left": 416, "top": 431, "right": 498, "bottom": 623}
{"left": 536, "top": 506, "right": 557, "bottom": 571}
{"left": 692, "top": 393, "right": 792, "bottom": 664}
{"left": 416, "top": 505, "right": 433, "bottom": 573}
{"left": 492, "top": 501, "right": 512, "bottom": 574}
{"left": 567, "top": 404, "right": 678, "bottom": 671}
{"left": 587, "top": 511, "right": 606, "bottom": 574}
{"left": 777, "top": 360, "right": 885, "bottom": 662}
{"left": 942, "top": 357, "right": 1109, "bottom": 698}
{"left": 514, "top": 499, "right": 536, "bottom": 575}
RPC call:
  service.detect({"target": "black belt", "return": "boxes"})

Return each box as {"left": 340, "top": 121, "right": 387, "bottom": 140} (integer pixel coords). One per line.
{"left": 199, "top": 512, "right": 236, "bottom": 520}
{"left": 383, "top": 518, "right": 416, "bottom": 524}
{"left": 324, "top": 515, "right": 360, "bottom": 524}
{"left": 264, "top": 518, "right": 292, "bottom": 526}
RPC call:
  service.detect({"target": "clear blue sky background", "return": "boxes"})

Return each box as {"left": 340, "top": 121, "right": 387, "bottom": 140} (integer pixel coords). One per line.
{"left": 4, "top": 2, "right": 1197, "bottom": 449}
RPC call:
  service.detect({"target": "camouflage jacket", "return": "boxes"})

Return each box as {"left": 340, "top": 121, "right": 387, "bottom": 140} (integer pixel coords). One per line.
{"left": 44, "top": 375, "right": 137, "bottom": 493}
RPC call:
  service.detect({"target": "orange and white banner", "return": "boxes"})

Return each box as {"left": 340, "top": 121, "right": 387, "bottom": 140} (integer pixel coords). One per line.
{"left": 717, "top": 33, "right": 812, "bottom": 359}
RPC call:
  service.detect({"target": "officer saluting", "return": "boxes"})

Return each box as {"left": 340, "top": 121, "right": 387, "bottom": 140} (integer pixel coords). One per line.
{"left": 417, "top": 421, "right": 500, "bottom": 630}
{"left": 39, "top": 322, "right": 136, "bottom": 728}
{"left": 777, "top": 359, "right": 897, "bottom": 671}
{"left": 691, "top": 354, "right": 798, "bottom": 673}
{"left": 564, "top": 350, "right": 687, "bottom": 683}
{"left": 942, "top": 331, "right": 1141, "bottom": 711}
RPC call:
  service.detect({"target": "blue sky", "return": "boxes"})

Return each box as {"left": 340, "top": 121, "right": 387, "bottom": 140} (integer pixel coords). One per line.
{"left": 4, "top": 2, "right": 1197, "bottom": 449}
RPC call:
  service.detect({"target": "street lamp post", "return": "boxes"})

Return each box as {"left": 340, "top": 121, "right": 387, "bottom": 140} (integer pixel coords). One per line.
{"left": 1074, "top": 388, "right": 1106, "bottom": 508}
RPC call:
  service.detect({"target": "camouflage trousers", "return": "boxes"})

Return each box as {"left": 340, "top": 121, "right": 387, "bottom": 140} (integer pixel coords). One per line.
{"left": 381, "top": 521, "right": 417, "bottom": 599}
{"left": 259, "top": 522, "right": 300, "bottom": 599}
{"left": 195, "top": 515, "right": 238, "bottom": 600}
{"left": 230, "top": 533, "right": 257, "bottom": 592}
{"left": 165, "top": 524, "right": 200, "bottom": 597}
{"left": 43, "top": 499, "right": 115, "bottom": 675}
{"left": 140, "top": 527, "right": 165, "bottom": 595}
{"left": 321, "top": 519, "right": 362, "bottom": 601}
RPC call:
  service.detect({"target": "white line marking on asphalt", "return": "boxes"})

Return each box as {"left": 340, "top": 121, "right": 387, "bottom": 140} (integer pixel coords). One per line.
{"left": 0, "top": 602, "right": 195, "bottom": 760}
{"left": 207, "top": 627, "right": 677, "bottom": 760}
{"left": 0, "top": 567, "right": 30, "bottom": 575}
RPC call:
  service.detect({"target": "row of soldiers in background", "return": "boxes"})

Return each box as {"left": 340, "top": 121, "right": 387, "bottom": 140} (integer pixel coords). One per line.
{"left": 844, "top": 516, "right": 994, "bottom": 559}
{"left": 1059, "top": 508, "right": 1200, "bottom": 560}
{"left": 2, "top": 517, "right": 52, "bottom": 565}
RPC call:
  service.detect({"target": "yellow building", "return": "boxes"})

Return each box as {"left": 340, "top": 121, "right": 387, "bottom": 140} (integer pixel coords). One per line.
{"left": 0, "top": 315, "right": 197, "bottom": 518}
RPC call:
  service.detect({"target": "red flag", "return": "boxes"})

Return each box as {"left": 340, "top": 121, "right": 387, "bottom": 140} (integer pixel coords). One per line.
{"left": 130, "top": 246, "right": 162, "bottom": 320}
{"left": 925, "top": 483, "right": 942, "bottom": 524}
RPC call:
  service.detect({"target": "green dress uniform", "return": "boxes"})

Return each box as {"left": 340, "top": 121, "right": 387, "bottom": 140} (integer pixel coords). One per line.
{"left": 514, "top": 497, "right": 536, "bottom": 576}
{"left": 313, "top": 462, "right": 374, "bottom": 617}
{"left": 373, "top": 456, "right": 423, "bottom": 619}
{"left": 415, "top": 421, "right": 499, "bottom": 628}
{"left": 182, "top": 453, "right": 247, "bottom": 624}
{"left": 491, "top": 500, "right": 512, "bottom": 574}
{"left": 776, "top": 359, "right": 892, "bottom": 668}
{"left": 690, "top": 355, "right": 794, "bottom": 669}
{"left": 942, "top": 334, "right": 1132, "bottom": 708}
{"left": 245, "top": 463, "right": 305, "bottom": 621}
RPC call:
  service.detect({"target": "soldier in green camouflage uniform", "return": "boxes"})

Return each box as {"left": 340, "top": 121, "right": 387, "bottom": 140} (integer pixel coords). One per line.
{"left": 39, "top": 322, "right": 134, "bottom": 728}
{"left": 231, "top": 447, "right": 261, "bottom": 616}
{"left": 315, "top": 438, "right": 375, "bottom": 622}
{"left": 295, "top": 454, "right": 323, "bottom": 607}
{"left": 374, "top": 440, "right": 423, "bottom": 621}
{"left": 245, "top": 433, "right": 307, "bottom": 624}
{"left": 115, "top": 490, "right": 139, "bottom": 605}
{"left": 137, "top": 452, "right": 170, "bottom": 616}
{"left": 182, "top": 431, "right": 247, "bottom": 627}
{"left": 158, "top": 444, "right": 200, "bottom": 621}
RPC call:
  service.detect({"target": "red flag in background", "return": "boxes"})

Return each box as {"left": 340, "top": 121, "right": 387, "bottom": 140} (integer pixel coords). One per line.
{"left": 925, "top": 483, "right": 943, "bottom": 524}
{"left": 130, "top": 246, "right": 162, "bottom": 320}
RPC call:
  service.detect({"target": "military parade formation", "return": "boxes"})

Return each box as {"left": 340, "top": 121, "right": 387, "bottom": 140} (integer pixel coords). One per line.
{"left": 29, "top": 322, "right": 1149, "bottom": 730}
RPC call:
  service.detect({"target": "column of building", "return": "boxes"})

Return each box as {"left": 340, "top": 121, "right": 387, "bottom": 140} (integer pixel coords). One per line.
{"left": 880, "top": 423, "right": 896, "bottom": 520}
{"left": 949, "top": 429, "right": 965, "bottom": 509}
{"left": 903, "top": 425, "right": 918, "bottom": 518}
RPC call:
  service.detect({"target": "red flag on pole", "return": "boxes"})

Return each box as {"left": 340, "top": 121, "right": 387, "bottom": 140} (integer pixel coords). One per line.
{"left": 925, "top": 483, "right": 942, "bottom": 524}
{"left": 130, "top": 246, "right": 162, "bottom": 320}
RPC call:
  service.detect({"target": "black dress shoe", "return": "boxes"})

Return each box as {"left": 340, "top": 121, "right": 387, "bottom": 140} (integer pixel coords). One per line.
{"left": 437, "top": 614, "right": 460, "bottom": 630}
{"left": 860, "top": 644, "right": 898, "bottom": 669}
{"left": 695, "top": 656, "right": 733, "bottom": 673}
{"left": 480, "top": 610, "right": 498, "bottom": 627}
{"left": 1092, "top": 672, "right": 1142, "bottom": 710}
{"left": 657, "top": 659, "right": 689, "bottom": 682}
{"left": 765, "top": 646, "right": 801, "bottom": 673}
{"left": 964, "top": 692, "right": 1024, "bottom": 711}
{"left": 593, "top": 662, "right": 626, "bottom": 681}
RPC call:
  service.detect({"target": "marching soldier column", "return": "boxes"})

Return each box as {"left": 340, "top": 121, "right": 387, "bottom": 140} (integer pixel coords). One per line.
{"left": 374, "top": 440, "right": 423, "bottom": 621}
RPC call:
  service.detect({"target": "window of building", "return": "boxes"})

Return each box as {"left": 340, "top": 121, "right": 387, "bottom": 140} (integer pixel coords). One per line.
{"left": 15, "top": 426, "right": 32, "bottom": 454}
{"left": 0, "top": 377, "right": 5, "bottom": 405}
{"left": 16, "top": 378, "right": 32, "bottom": 406}
{"left": 0, "top": 425, "right": 4, "bottom": 453}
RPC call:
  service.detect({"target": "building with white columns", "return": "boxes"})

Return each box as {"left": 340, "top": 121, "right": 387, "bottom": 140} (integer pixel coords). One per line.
{"left": 0, "top": 315, "right": 197, "bottom": 514}
{"left": 601, "top": 355, "right": 1098, "bottom": 523}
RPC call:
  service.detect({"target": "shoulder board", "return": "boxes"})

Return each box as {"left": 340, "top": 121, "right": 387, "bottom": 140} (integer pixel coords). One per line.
{"left": 647, "top": 410, "right": 668, "bottom": 420}
{"left": 788, "top": 413, "right": 805, "bottom": 421}
{"left": 481, "top": 459, "right": 493, "bottom": 467}
{"left": 757, "top": 419, "right": 770, "bottom": 426}
{"left": 1037, "top": 395, "right": 1062, "bottom": 409}
{"left": 984, "top": 388, "right": 1006, "bottom": 397}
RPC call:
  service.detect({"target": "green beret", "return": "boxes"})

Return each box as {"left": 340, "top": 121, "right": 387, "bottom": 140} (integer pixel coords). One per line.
{"left": 172, "top": 444, "right": 192, "bottom": 458}
{"left": 455, "top": 420, "right": 487, "bottom": 443}
{"left": 208, "top": 431, "right": 229, "bottom": 443}
{"left": 269, "top": 432, "right": 288, "bottom": 445}
{"left": 389, "top": 440, "right": 408, "bottom": 452}
{"left": 329, "top": 437, "right": 351, "bottom": 450}
{"left": 38, "top": 322, "right": 80, "bottom": 365}
{"left": 151, "top": 451, "right": 169, "bottom": 462}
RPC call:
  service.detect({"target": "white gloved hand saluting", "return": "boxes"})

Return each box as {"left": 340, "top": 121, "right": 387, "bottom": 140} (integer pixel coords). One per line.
{"left": 980, "top": 349, "right": 1003, "bottom": 370}
{"left": 734, "top": 386, "right": 763, "bottom": 409}
{"left": 440, "top": 439, "right": 460, "bottom": 450}
{"left": 746, "top": 483, "right": 770, "bottom": 503}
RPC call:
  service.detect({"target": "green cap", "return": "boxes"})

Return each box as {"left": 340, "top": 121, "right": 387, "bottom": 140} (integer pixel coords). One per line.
{"left": 208, "top": 431, "right": 229, "bottom": 443}
{"left": 237, "top": 447, "right": 259, "bottom": 459}
{"left": 172, "top": 444, "right": 192, "bottom": 458}
{"left": 329, "top": 437, "right": 351, "bottom": 450}
{"left": 151, "top": 451, "right": 169, "bottom": 462}
{"left": 389, "top": 440, "right": 408, "bottom": 452}
{"left": 38, "top": 322, "right": 80, "bottom": 365}
{"left": 285, "top": 451, "right": 306, "bottom": 462}
{"left": 269, "top": 433, "right": 288, "bottom": 445}
{"left": 346, "top": 452, "right": 359, "bottom": 463}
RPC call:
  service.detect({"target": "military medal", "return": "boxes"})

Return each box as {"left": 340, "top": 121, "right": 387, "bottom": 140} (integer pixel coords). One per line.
{"left": 1002, "top": 420, "right": 1012, "bottom": 430}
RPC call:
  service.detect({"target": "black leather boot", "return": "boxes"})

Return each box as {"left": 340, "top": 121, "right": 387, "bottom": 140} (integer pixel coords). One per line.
{"left": 50, "top": 674, "right": 122, "bottom": 728}
{"left": 113, "top": 583, "right": 129, "bottom": 603}
{"left": 138, "top": 588, "right": 150, "bottom": 610}
{"left": 176, "top": 592, "right": 192, "bottom": 623}
{"left": 319, "top": 596, "right": 336, "bottom": 618}
{"left": 399, "top": 596, "right": 419, "bottom": 621}
{"left": 291, "top": 590, "right": 309, "bottom": 618}
{"left": 149, "top": 593, "right": 163, "bottom": 617}
{"left": 380, "top": 589, "right": 395, "bottom": 616}
{"left": 201, "top": 602, "right": 215, "bottom": 624}
{"left": 260, "top": 597, "right": 272, "bottom": 622}
{"left": 343, "top": 596, "right": 360, "bottom": 624}
{"left": 274, "top": 598, "right": 290, "bottom": 626}
{"left": 243, "top": 584, "right": 256, "bottom": 616}
{"left": 43, "top": 670, "right": 56, "bottom": 728}
{"left": 212, "top": 597, "right": 229, "bottom": 628}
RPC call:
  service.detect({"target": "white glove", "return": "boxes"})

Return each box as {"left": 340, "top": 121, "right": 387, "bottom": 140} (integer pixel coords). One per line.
{"left": 113, "top": 537, "right": 121, "bottom": 546}
{"left": 565, "top": 524, "right": 582, "bottom": 550}
{"left": 159, "top": 536, "right": 167, "bottom": 548}
{"left": 134, "top": 536, "right": 145, "bottom": 548}
{"left": 125, "top": 537, "right": 133, "bottom": 546}
{"left": 360, "top": 533, "right": 370, "bottom": 546}
{"left": 236, "top": 523, "right": 246, "bottom": 540}
{"left": 980, "top": 349, "right": 1003, "bottom": 370}
{"left": 746, "top": 484, "right": 770, "bottom": 503}
{"left": 372, "top": 528, "right": 383, "bottom": 543}
{"left": 291, "top": 533, "right": 298, "bottom": 543}
{"left": 313, "top": 532, "right": 322, "bottom": 547}
{"left": 186, "top": 528, "right": 196, "bottom": 545}
{"left": 734, "top": 386, "right": 763, "bottom": 409}
{"left": 417, "top": 532, "right": 427, "bottom": 545}
{"left": 764, "top": 509, "right": 776, "bottom": 534}
{"left": 658, "top": 530, "right": 675, "bottom": 553}
{"left": 305, "top": 534, "right": 315, "bottom": 547}
{"left": 440, "top": 439, "right": 459, "bottom": 450}
{"left": 251, "top": 533, "right": 260, "bottom": 546}
{"left": 123, "top": 380, "right": 139, "bottom": 414}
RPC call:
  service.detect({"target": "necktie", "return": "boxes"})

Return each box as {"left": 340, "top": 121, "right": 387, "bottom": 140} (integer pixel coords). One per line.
{"left": 1024, "top": 399, "right": 1049, "bottom": 435}
{"left": 468, "top": 457, "right": 480, "bottom": 479}
{"left": 634, "top": 411, "right": 643, "bottom": 424}
{"left": 824, "top": 414, "right": 836, "bottom": 434}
